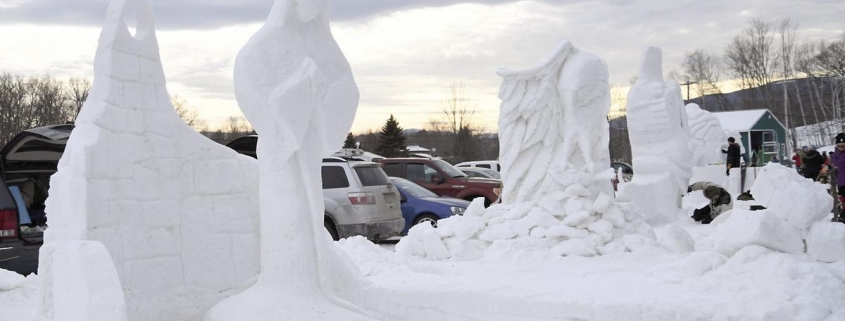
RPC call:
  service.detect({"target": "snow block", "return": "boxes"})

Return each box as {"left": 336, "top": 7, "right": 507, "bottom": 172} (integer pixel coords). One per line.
{"left": 51, "top": 241, "right": 127, "bottom": 321}
{"left": 0, "top": 268, "right": 25, "bottom": 291}
{"left": 619, "top": 173, "right": 680, "bottom": 225}
{"left": 714, "top": 209, "right": 804, "bottom": 256}
{"left": 806, "top": 221, "right": 845, "bottom": 262}
{"left": 750, "top": 163, "right": 831, "bottom": 229}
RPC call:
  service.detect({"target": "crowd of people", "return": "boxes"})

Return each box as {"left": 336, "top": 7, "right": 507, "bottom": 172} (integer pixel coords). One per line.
{"left": 792, "top": 145, "right": 831, "bottom": 182}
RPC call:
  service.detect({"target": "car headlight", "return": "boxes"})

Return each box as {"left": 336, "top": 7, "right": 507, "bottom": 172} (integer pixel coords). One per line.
{"left": 450, "top": 206, "right": 466, "bottom": 215}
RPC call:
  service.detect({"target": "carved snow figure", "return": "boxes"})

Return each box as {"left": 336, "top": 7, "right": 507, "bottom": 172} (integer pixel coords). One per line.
{"left": 621, "top": 47, "right": 693, "bottom": 225}
{"left": 36, "top": 1, "right": 261, "bottom": 320}
{"left": 396, "top": 41, "right": 655, "bottom": 259}
{"left": 686, "top": 103, "right": 727, "bottom": 166}
{"left": 205, "top": 0, "right": 374, "bottom": 320}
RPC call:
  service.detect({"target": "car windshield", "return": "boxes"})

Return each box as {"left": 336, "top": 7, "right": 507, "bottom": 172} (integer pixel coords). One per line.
{"left": 391, "top": 178, "right": 438, "bottom": 198}
{"left": 433, "top": 159, "right": 467, "bottom": 178}
{"left": 482, "top": 169, "right": 501, "bottom": 179}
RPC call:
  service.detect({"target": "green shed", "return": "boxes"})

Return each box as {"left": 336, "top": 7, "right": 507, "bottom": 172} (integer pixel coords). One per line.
{"left": 712, "top": 109, "right": 787, "bottom": 165}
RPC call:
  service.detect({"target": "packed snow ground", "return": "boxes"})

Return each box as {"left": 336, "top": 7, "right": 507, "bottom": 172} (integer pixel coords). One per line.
{"left": 3, "top": 197, "right": 845, "bottom": 321}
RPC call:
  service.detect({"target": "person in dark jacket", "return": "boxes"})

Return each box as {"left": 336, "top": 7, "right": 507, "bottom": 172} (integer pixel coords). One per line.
{"left": 688, "top": 181, "right": 732, "bottom": 224}
{"left": 830, "top": 133, "right": 845, "bottom": 212}
{"left": 725, "top": 137, "right": 742, "bottom": 176}
{"left": 803, "top": 146, "right": 825, "bottom": 181}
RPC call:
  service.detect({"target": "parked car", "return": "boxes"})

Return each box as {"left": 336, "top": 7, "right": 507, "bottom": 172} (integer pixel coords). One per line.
{"left": 390, "top": 177, "right": 470, "bottom": 235}
{"left": 460, "top": 167, "right": 501, "bottom": 180}
{"left": 455, "top": 160, "right": 501, "bottom": 172}
{"left": 0, "top": 124, "right": 72, "bottom": 274}
{"left": 225, "top": 136, "right": 405, "bottom": 241}
{"left": 380, "top": 158, "right": 501, "bottom": 206}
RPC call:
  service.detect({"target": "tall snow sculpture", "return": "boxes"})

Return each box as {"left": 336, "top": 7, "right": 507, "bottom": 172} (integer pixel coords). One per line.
{"left": 396, "top": 41, "right": 655, "bottom": 259}
{"left": 205, "top": 0, "right": 373, "bottom": 320}
{"left": 37, "top": 1, "right": 260, "bottom": 320}
{"left": 621, "top": 47, "right": 693, "bottom": 225}
{"left": 686, "top": 103, "right": 727, "bottom": 166}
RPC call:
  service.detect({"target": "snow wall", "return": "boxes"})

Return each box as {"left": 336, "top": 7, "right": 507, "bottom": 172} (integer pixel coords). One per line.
{"left": 686, "top": 103, "right": 726, "bottom": 166}
{"left": 397, "top": 41, "right": 655, "bottom": 260}
{"left": 620, "top": 47, "right": 693, "bottom": 225}
{"left": 38, "top": 1, "right": 260, "bottom": 320}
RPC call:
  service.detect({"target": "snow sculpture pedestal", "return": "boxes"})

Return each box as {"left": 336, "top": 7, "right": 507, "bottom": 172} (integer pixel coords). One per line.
{"left": 621, "top": 47, "right": 693, "bottom": 225}
{"left": 397, "top": 41, "right": 654, "bottom": 259}
{"left": 205, "top": 0, "right": 373, "bottom": 320}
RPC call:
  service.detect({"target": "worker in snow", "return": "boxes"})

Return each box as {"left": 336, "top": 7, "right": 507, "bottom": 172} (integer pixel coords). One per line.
{"left": 687, "top": 181, "right": 732, "bottom": 224}
{"left": 724, "top": 137, "right": 742, "bottom": 176}
{"left": 803, "top": 145, "right": 825, "bottom": 181}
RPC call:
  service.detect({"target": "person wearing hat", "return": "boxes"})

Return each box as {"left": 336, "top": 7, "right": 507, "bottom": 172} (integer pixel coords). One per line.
{"left": 687, "top": 181, "right": 732, "bottom": 224}
{"left": 830, "top": 133, "right": 845, "bottom": 212}
{"left": 803, "top": 145, "right": 825, "bottom": 181}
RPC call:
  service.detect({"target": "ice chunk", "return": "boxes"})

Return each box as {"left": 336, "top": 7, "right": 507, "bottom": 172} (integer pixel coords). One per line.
{"left": 751, "top": 163, "right": 831, "bottom": 229}
{"left": 714, "top": 209, "right": 804, "bottom": 255}
{"left": 806, "top": 221, "right": 845, "bottom": 262}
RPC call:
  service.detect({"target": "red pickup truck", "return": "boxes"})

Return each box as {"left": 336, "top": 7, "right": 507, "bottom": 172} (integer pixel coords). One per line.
{"left": 380, "top": 158, "right": 501, "bottom": 206}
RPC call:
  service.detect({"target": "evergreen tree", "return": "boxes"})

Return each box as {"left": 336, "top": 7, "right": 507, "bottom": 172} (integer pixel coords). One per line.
{"left": 342, "top": 132, "right": 356, "bottom": 149}
{"left": 376, "top": 115, "right": 407, "bottom": 157}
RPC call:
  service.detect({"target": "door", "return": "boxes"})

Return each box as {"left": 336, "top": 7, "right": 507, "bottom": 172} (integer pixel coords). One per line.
{"left": 405, "top": 162, "right": 452, "bottom": 197}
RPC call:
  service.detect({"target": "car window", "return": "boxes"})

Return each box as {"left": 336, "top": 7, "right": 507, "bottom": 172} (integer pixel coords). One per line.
{"left": 465, "top": 171, "right": 483, "bottom": 178}
{"left": 354, "top": 166, "right": 390, "bottom": 186}
{"left": 477, "top": 164, "right": 490, "bottom": 169}
{"left": 322, "top": 166, "right": 350, "bottom": 189}
{"left": 484, "top": 169, "right": 501, "bottom": 179}
{"left": 383, "top": 163, "right": 400, "bottom": 177}
{"left": 407, "top": 163, "right": 441, "bottom": 183}
{"left": 432, "top": 159, "right": 466, "bottom": 178}
{"left": 391, "top": 178, "right": 438, "bottom": 198}
{"left": 496, "top": 164, "right": 501, "bottom": 172}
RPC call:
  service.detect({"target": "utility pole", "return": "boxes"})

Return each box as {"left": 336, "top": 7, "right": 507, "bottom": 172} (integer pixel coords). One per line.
{"left": 680, "top": 80, "right": 698, "bottom": 104}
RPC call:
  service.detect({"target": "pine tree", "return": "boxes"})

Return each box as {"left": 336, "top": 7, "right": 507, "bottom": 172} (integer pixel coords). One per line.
{"left": 342, "top": 132, "right": 356, "bottom": 149}
{"left": 376, "top": 115, "right": 407, "bottom": 157}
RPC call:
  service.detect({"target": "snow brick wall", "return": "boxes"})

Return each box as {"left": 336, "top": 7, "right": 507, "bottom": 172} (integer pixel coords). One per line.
{"left": 37, "top": 1, "right": 260, "bottom": 320}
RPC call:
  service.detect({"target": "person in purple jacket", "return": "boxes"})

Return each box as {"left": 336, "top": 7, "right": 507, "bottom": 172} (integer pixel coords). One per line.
{"left": 831, "top": 133, "right": 845, "bottom": 211}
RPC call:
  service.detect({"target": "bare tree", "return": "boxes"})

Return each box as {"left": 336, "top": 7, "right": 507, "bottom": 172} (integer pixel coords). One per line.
{"left": 682, "top": 49, "right": 730, "bottom": 110}
{"left": 67, "top": 77, "right": 90, "bottom": 119}
{"left": 171, "top": 94, "right": 207, "bottom": 131}
{"left": 427, "top": 83, "right": 483, "bottom": 163}
{"left": 724, "top": 18, "right": 779, "bottom": 107}
{"left": 778, "top": 18, "right": 799, "bottom": 148}
{"left": 226, "top": 116, "right": 253, "bottom": 135}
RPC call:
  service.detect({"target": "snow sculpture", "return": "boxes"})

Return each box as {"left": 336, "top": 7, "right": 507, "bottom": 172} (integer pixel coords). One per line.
{"left": 37, "top": 1, "right": 260, "bottom": 320}
{"left": 205, "top": 0, "right": 373, "bottom": 320}
{"left": 686, "top": 103, "right": 726, "bottom": 166}
{"left": 620, "top": 47, "right": 693, "bottom": 225}
{"left": 397, "top": 41, "right": 654, "bottom": 259}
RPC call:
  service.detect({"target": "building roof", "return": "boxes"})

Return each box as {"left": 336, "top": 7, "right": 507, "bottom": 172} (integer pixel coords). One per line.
{"left": 711, "top": 109, "right": 773, "bottom": 132}
{"left": 406, "top": 145, "right": 430, "bottom": 152}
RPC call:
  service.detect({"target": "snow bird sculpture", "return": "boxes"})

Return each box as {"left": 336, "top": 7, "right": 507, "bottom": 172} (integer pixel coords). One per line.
{"left": 206, "top": 0, "right": 374, "bottom": 320}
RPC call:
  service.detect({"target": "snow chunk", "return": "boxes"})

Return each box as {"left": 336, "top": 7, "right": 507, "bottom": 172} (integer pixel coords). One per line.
{"left": 0, "top": 268, "right": 25, "bottom": 291}
{"left": 657, "top": 224, "right": 695, "bottom": 253}
{"left": 714, "top": 209, "right": 804, "bottom": 256}
{"left": 751, "top": 163, "right": 831, "bottom": 229}
{"left": 806, "top": 221, "right": 845, "bottom": 262}
{"left": 48, "top": 241, "right": 127, "bottom": 321}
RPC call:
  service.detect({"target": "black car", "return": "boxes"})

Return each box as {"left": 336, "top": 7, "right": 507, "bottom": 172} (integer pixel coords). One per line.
{"left": 0, "top": 124, "right": 73, "bottom": 274}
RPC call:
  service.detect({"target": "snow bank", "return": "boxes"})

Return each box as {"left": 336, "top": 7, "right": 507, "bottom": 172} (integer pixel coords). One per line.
{"left": 398, "top": 42, "right": 654, "bottom": 260}
{"left": 206, "top": 0, "right": 373, "bottom": 320}
{"left": 686, "top": 103, "right": 727, "bottom": 166}
{"left": 0, "top": 268, "right": 25, "bottom": 291}
{"left": 712, "top": 163, "right": 841, "bottom": 261}
{"left": 621, "top": 47, "right": 693, "bottom": 225}
{"left": 751, "top": 163, "right": 831, "bottom": 229}
{"left": 39, "top": 1, "right": 259, "bottom": 320}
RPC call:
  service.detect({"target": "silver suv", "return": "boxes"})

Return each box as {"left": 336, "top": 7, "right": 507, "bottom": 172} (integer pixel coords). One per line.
{"left": 321, "top": 158, "right": 404, "bottom": 241}
{"left": 225, "top": 136, "right": 404, "bottom": 241}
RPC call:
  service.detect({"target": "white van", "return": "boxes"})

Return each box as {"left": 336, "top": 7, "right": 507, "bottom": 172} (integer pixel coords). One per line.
{"left": 455, "top": 160, "right": 501, "bottom": 172}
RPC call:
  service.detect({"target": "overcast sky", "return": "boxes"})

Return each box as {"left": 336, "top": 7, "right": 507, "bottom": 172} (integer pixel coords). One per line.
{"left": 1, "top": 0, "right": 843, "bottom": 133}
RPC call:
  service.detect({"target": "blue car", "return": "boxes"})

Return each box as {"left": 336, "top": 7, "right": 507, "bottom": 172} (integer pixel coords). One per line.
{"left": 390, "top": 177, "right": 471, "bottom": 235}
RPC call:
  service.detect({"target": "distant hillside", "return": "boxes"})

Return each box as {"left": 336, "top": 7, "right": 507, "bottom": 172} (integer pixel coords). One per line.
{"left": 688, "top": 77, "right": 842, "bottom": 129}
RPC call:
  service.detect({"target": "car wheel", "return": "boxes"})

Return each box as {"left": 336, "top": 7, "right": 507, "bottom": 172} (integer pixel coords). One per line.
{"left": 324, "top": 218, "right": 339, "bottom": 241}
{"left": 413, "top": 214, "right": 439, "bottom": 228}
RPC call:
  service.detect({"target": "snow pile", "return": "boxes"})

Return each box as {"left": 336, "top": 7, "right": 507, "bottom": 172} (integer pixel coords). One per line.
{"left": 0, "top": 268, "right": 25, "bottom": 291}
{"left": 686, "top": 103, "right": 727, "bottom": 166}
{"left": 206, "top": 0, "right": 373, "bottom": 320}
{"left": 621, "top": 47, "right": 693, "bottom": 225}
{"left": 398, "top": 42, "right": 654, "bottom": 260}
{"left": 38, "top": 1, "right": 259, "bottom": 320}
{"left": 714, "top": 163, "right": 841, "bottom": 261}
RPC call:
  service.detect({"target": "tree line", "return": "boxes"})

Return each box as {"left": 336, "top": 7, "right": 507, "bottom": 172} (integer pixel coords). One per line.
{"left": 0, "top": 73, "right": 90, "bottom": 144}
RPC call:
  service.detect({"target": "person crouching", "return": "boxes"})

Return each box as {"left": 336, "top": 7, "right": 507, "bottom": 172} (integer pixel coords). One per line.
{"left": 688, "top": 181, "right": 732, "bottom": 224}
